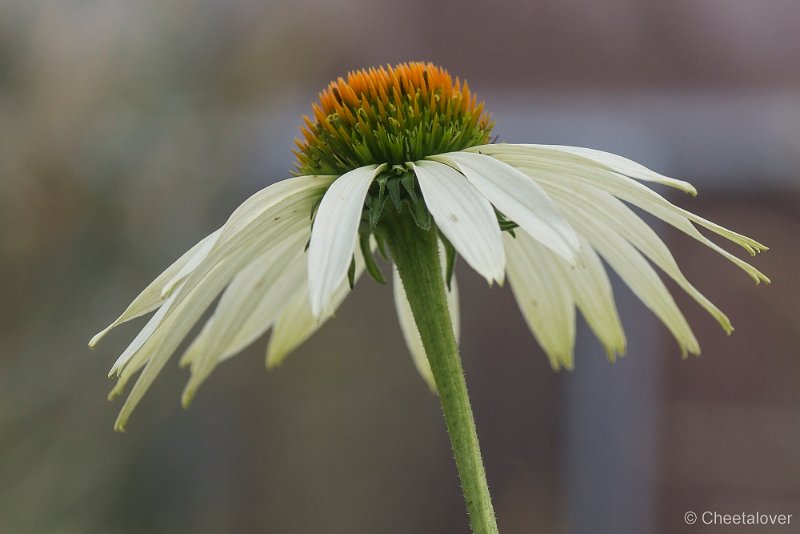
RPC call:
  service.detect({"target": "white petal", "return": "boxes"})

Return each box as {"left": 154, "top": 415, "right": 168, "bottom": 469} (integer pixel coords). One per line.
{"left": 472, "top": 143, "right": 697, "bottom": 195}
{"left": 106, "top": 285, "right": 197, "bottom": 402}
{"left": 108, "top": 291, "right": 178, "bottom": 379}
{"left": 115, "top": 175, "right": 331, "bottom": 372}
{"left": 215, "top": 174, "right": 335, "bottom": 242}
{"left": 174, "top": 176, "right": 334, "bottom": 311}
{"left": 89, "top": 228, "right": 221, "bottom": 347}
{"left": 117, "top": 234, "right": 300, "bottom": 428}
{"left": 263, "top": 286, "right": 317, "bottom": 368}
{"left": 537, "top": 175, "right": 733, "bottom": 333}
{"left": 503, "top": 226, "right": 626, "bottom": 362}
{"left": 308, "top": 165, "right": 383, "bottom": 319}
{"left": 495, "top": 153, "right": 769, "bottom": 282}
{"left": 560, "top": 203, "right": 700, "bottom": 356}
{"left": 114, "top": 177, "right": 327, "bottom": 378}
{"left": 413, "top": 160, "right": 505, "bottom": 284}
{"left": 566, "top": 236, "right": 627, "bottom": 360}
{"left": 111, "top": 176, "right": 329, "bottom": 430}
{"left": 503, "top": 232, "right": 576, "bottom": 369}
{"left": 392, "top": 243, "right": 460, "bottom": 391}
{"left": 160, "top": 229, "right": 222, "bottom": 298}
{"left": 179, "top": 230, "right": 309, "bottom": 402}
{"left": 430, "top": 151, "right": 580, "bottom": 264}
{"left": 180, "top": 248, "right": 308, "bottom": 369}
{"left": 449, "top": 280, "right": 461, "bottom": 349}
{"left": 266, "top": 245, "right": 368, "bottom": 368}
{"left": 112, "top": 260, "right": 233, "bottom": 429}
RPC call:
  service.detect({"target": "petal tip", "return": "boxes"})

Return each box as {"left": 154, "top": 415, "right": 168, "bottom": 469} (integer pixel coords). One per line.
{"left": 89, "top": 330, "right": 107, "bottom": 348}
{"left": 725, "top": 325, "right": 735, "bottom": 336}
{"left": 265, "top": 353, "right": 284, "bottom": 370}
{"left": 180, "top": 390, "right": 194, "bottom": 410}
{"left": 180, "top": 378, "right": 202, "bottom": 409}
{"left": 113, "top": 413, "right": 128, "bottom": 432}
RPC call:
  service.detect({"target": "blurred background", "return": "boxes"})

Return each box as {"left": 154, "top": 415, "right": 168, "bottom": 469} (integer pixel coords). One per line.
{"left": 1, "top": 1, "right": 798, "bottom": 533}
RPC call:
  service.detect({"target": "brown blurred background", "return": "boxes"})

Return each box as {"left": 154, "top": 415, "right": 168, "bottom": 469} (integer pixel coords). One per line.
{"left": 1, "top": 1, "right": 798, "bottom": 533}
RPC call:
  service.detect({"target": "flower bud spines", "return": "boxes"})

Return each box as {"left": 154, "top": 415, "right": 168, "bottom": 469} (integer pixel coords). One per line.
{"left": 295, "top": 62, "right": 494, "bottom": 175}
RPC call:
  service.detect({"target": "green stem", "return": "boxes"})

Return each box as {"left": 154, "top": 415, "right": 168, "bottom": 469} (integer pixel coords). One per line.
{"left": 385, "top": 212, "right": 499, "bottom": 534}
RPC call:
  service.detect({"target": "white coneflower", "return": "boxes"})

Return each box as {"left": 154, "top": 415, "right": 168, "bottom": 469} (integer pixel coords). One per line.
{"left": 91, "top": 62, "right": 768, "bottom": 534}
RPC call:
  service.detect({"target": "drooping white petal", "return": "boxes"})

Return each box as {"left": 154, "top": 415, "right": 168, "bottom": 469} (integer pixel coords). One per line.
{"left": 308, "top": 164, "right": 383, "bottom": 319}
{"left": 430, "top": 151, "right": 580, "bottom": 264}
{"left": 179, "top": 249, "right": 307, "bottom": 369}
{"left": 111, "top": 260, "right": 232, "bottom": 424}
{"left": 266, "top": 244, "right": 368, "bottom": 368}
{"left": 216, "top": 175, "right": 335, "bottom": 243}
{"left": 107, "top": 174, "right": 330, "bottom": 355}
{"left": 111, "top": 177, "right": 329, "bottom": 382}
{"left": 560, "top": 203, "right": 700, "bottom": 356}
{"left": 503, "top": 232, "right": 576, "bottom": 370}
{"left": 89, "top": 228, "right": 221, "bottom": 347}
{"left": 108, "top": 291, "right": 178, "bottom": 380}
{"left": 503, "top": 225, "right": 626, "bottom": 362}
{"left": 412, "top": 160, "right": 505, "bottom": 284}
{"left": 117, "top": 229, "right": 303, "bottom": 428}
{"left": 179, "top": 230, "right": 309, "bottom": 404}
{"left": 263, "top": 286, "right": 317, "bottom": 368}
{"left": 494, "top": 153, "right": 769, "bottom": 283}
{"left": 497, "top": 150, "right": 768, "bottom": 256}
{"left": 106, "top": 285, "right": 197, "bottom": 401}
{"left": 392, "top": 243, "right": 460, "bottom": 391}
{"left": 535, "top": 174, "right": 733, "bottom": 333}
{"left": 566, "top": 235, "right": 627, "bottom": 360}
{"left": 159, "top": 229, "right": 222, "bottom": 298}
{"left": 471, "top": 143, "right": 697, "bottom": 195}
{"left": 112, "top": 176, "right": 330, "bottom": 430}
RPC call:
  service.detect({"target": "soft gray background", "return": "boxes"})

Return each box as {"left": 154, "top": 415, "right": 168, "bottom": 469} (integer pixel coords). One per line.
{"left": 1, "top": 1, "right": 798, "bottom": 533}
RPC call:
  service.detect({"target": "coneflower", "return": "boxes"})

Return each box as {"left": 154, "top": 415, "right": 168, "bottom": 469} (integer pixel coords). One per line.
{"left": 91, "top": 62, "right": 768, "bottom": 534}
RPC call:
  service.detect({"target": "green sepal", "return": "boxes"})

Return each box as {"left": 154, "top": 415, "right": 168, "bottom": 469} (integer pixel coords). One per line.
{"left": 360, "top": 233, "right": 386, "bottom": 284}
{"left": 401, "top": 172, "right": 431, "bottom": 231}
{"left": 400, "top": 171, "right": 417, "bottom": 197}
{"left": 368, "top": 176, "right": 389, "bottom": 229}
{"left": 410, "top": 202, "right": 431, "bottom": 231}
{"left": 387, "top": 177, "right": 404, "bottom": 212}
{"left": 305, "top": 197, "right": 325, "bottom": 252}
{"left": 374, "top": 232, "right": 389, "bottom": 260}
{"left": 310, "top": 196, "right": 324, "bottom": 221}
{"left": 439, "top": 232, "right": 457, "bottom": 291}
{"left": 347, "top": 256, "right": 356, "bottom": 289}
{"left": 366, "top": 169, "right": 430, "bottom": 233}
{"left": 498, "top": 220, "right": 518, "bottom": 232}
{"left": 496, "top": 210, "right": 518, "bottom": 237}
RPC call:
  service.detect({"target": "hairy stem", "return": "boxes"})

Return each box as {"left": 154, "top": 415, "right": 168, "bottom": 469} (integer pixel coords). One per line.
{"left": 385, "top": 212, "right": 499, "bottom": 534}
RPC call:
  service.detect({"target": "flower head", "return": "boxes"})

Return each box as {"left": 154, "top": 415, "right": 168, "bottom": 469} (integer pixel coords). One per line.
{"left": 92, "top": 61, "right": 769, "bottom": 430}
{"left": 294, "top": 62, "right": 493, "bottom": 175}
